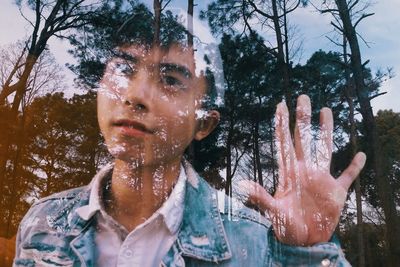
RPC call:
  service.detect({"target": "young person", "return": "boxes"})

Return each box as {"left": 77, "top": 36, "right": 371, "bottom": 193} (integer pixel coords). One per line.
{"left": 13, "top": 7, "right": 366, "bottom": 267}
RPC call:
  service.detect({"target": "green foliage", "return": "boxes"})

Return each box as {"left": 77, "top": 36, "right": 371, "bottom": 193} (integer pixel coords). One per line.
{"left": 360, "top": 110, "right": 400, "bottom": 208}
{"left": 68, "top": 1, "right": 188, "bottom": 89}
{"left": 0, "top": 91, "right": 110, "bottom": 237}
{"left": 339, "top": 223, "right": 387, "bottom": 267}
{"left": 2, "top": 1, "right": 393, "bottom": 263}
{"left": 200, "top": 0, "right": 245, "bottom": 35}
{"left": 217, "top": 33, "right": 280, "bottom": 186}
{"left": 292, "top": 50, "right": 348, "bottom": 141}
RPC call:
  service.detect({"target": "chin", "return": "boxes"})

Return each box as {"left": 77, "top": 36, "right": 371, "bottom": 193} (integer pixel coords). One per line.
{"left": 108, "top": 143, "right": 143, "bottom": 162}
{"left": 107, "top": 141, "right": 185, "bottom": 168}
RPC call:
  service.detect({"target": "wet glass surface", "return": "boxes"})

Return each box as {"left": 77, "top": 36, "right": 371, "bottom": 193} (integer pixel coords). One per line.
{"left": 1, "top": 0, "right": 399, "bottom": 266}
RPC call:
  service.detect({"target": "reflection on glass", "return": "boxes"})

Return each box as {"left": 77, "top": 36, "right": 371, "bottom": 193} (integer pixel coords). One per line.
{"left": 3, "top": 1, "right": 379, "bottom": 266}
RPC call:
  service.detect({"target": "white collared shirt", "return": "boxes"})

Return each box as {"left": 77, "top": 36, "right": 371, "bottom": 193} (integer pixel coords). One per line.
{"left": 76, "top": 164, "right": 187, "bottom": 267}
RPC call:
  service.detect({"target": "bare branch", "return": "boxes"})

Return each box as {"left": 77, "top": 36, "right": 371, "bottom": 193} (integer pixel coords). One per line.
{"left": 18, "top": 5, "right": 35, "bottom": 28}
{"left": 353, "top": 13, "right": 374, "bottom": 28}
{"left": 368, "top": 92, "right": 387, "bottom": 101}
{"left": 330, "top": 21, "right": 343, "bottom": 32}
{"left": 349, "top": 0, "right": 361, "bottom": 11}
{"left": 326, "top": 35, "right": 343, "bottom": 46}
{"left": 242, "top": 0, "right": 256, "bottom": 35}
{"left": 356, "top": 32, "right": 372, "bottom": 48}
{"left": 246, "top": 0, "right": 274, "bottom": 19}
{"left": 232, "top": 148, "right": 246, "bottom": 178}
{"left": 320, "top": 8, "right": 339, "bottom": 14}
{"left": 29, "top": 0, "right": 42, "bottom": 53}
{"left": 161, "top": 0, "right": 172, "bottom": 11}
{"left": 285, "top": 0, "right": 301, "bottom": 14}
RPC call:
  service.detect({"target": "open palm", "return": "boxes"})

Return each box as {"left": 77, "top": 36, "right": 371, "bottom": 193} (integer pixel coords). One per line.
{"left": 240, "top": 95, "right": 366, "bottom": 246}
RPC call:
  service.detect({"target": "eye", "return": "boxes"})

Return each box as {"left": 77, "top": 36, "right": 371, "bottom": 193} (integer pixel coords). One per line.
{"left": 107, "top": 57, "right": 138, "bottom": 78}
{"left": 162, "top": 75, "right": 181, "bottom": 86}
{"left": 114, "top": 62, "right": 136, "bottom": 77}
{"left": 160, "top": 74, "right": 187, "bottom": 91}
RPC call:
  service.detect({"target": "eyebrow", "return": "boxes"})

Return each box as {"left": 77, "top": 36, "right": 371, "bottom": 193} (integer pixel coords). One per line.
{"left": 160, "top": 63, "right": 193, "bottom": 79}
{"left": 112, "top": 50, "right": 138, "bottom": 63}
{"left": 111, "top": 49, "right": 193, "bottom": 79}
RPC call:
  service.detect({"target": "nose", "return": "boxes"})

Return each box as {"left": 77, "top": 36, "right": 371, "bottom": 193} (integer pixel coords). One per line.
{"left": 123, "top": 68, "right": 155, "bottom": 112}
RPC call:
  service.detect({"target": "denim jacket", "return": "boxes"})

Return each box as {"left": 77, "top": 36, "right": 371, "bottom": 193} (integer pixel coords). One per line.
{"left": 14, "top": 163, "right": 350, "bottom": 267}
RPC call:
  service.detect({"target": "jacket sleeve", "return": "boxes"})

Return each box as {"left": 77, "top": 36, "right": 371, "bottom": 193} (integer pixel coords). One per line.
{"left": 13, "top": 202, "right": 42, "bottom": 267}
{"left": 266, "top": 227, "right": 351, "bottom": 267}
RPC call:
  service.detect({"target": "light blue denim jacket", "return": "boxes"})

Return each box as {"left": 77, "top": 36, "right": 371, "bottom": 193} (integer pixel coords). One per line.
{"left": 14, "top": 164, "right": 350, "bottom": 267}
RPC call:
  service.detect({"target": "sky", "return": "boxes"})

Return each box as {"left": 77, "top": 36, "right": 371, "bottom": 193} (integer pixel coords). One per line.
{"left": 0, "top": 0, "right": 398, "bottom": 113}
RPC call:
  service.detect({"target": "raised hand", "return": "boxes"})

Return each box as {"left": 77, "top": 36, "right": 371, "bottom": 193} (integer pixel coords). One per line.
{"left": 239, "top": 95, "right": 366, "bottom": 246}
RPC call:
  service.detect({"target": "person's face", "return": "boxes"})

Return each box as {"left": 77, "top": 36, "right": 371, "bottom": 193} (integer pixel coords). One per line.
{"left": 97, "top": 43, "right": 219, "bottom": 166}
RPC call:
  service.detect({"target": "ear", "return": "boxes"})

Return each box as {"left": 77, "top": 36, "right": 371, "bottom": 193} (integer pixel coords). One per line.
{"left": 194, "top": 110, "right": 220, "bottom": 141}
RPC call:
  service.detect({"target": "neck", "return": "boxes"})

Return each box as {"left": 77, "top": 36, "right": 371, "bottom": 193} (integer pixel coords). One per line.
{"left": 105, "top": 157, "right": 182, "bottom": 231}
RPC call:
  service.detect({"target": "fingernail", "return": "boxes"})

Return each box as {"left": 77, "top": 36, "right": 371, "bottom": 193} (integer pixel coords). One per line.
{"left": 298, "top": 94, "right": 310, "bottom": 104}
{"left": 357, "top": 152, "right": 367, "bottom": 167}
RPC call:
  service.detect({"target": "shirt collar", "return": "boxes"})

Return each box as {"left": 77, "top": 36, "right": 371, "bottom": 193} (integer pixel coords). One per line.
{"left": 157, "top": 164, "right": 186, "bottom": 234}
{"left": 76, "top": 163, "right": 186, "bottom": 235}
{"left": 76, "top": 164, "right": 113, "bottom": 221}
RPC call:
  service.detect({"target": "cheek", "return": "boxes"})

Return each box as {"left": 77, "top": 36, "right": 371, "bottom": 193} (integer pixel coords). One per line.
{"left": 97, "top": 92, "right": 118, "bottom": 137}
{"left": 102, "top": 67, "right": 130, "bottom": 92}
{"left": 173, "top": 103, "right": 197, "bottom": 129}
{"left": 97, "top": 77, "right": 129, "bottom": 106}
{"left": 155, "top": 106, "right": 197, "bottom": 143}
{"left": 97, "top": 95, "right": 111, "bottom": 122}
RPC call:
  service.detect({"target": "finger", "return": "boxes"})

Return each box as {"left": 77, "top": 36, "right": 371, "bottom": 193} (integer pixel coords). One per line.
{"left": 294, "top": 95, "right": 312, "bottom": 167}
{"left": 275, "top": 101, "right": 296, "bottom": 191}
{"left": 275, "top": 102, "right": 287, "bottom": 191}
{"left": 316, "top": 107, "right": 333, "bottom": 171}
{"left": 237, "top": 180, "right": 277, "bottom": 213}
{"left": 337, "top": 152, "right": 367, "bottom": 190}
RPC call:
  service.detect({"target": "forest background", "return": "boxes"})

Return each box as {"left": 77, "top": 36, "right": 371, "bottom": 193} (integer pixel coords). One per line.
{"left": 0, "top": 0, "right": 399, "bottom": 266}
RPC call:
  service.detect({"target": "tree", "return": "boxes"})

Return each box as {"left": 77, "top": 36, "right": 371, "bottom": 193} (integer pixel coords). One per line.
{"left": 0, "top": 91, "right": 111, "bottom": 238}
{"left": 340, "top": 222, "right": 387, "bottom": 267}
{"left": 217, "top": 33, "right": 280, "bottom": 195}
{"left": 318, "top": 1, "right": 400, "bottom": 264}
{"left": 292, "top": 50, "right": 348, "bottom": 132}
{"left": 152, "top": 0, "right": 173, "bottom": 46}
{"left": 361, "top": 110, "right": 400, "bottom": 221}
{"left": 68, "top": 0, "right": 187, "bottom": 89}
{"left": 202, "top": 0, "right": 307, "bottom": 123}
{"left": 0, "top": 0, "right": 102, "bottom": 208}
{"left": 0, "top": 0, "right": 100, "bottom": 111}
{"left": 0, "top": 42, "right": 65, "bottom": 105}
{"left": 0, "top": 43, "right": 67, "bottom": 237}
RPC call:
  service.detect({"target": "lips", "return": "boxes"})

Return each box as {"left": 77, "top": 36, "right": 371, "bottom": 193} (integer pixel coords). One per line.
{"left": 113, "top": 119, "right": 154, "bottom": 137}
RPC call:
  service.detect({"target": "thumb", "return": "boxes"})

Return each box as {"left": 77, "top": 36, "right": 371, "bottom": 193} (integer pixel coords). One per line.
{"left": 337, "top": 152, "right": 367, "bottom": 190}
{"left": 237, "top": 180, "right": 277, "bottom": 213}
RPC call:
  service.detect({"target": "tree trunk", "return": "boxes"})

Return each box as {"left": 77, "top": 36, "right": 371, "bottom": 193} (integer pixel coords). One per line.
{"left": 343, "top": 35, "right": 365, "bottom": 267}
{"left": 271, "top": 0, "right": 293, "bottom": 127}
{"left": 153, "top": 0, "right": 162, "bottom": 46}
{"left": 5, "top": 112, "right": 26, "bottom": 238}
{"left": 254, "top": 120, "right": 263, "bottom": 186}
{"left": 0, "top": 44, "right": 28, "bottom": 106}
{"left": 335, "top": 0, "right": 400, "bottom": 265}
{"left": 269, "top": 118, "right": 277, "bottom": 193}
{"left": 225, "top": 115, "right": 234, "bottom": 197}
{"left": 345, "top": 89, "right": 365, "bottom": 267}
{"left": 187, "top": 0, "right": 194, "bottom": 47}
{"left": 0, "top": 55, "right": 38, "bottom": 200}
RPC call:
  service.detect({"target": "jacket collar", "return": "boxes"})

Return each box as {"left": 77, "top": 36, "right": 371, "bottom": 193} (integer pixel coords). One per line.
{"left": 53, "top": 161, "right": 232, "bottom": 264}
{"left": 173, "top": 160, "right": 232, "bottom": 263}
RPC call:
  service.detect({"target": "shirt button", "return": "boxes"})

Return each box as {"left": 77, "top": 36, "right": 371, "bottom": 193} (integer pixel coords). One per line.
{"left": 321, "top": 258, "right": 331, "bottom": 266}
{"left": 124, "top": 249, "right": 133, "bottom": 258}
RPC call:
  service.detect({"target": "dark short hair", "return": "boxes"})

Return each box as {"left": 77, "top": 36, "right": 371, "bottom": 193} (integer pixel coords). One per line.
{"left": 110, "top": 6, "right": 224, "bottom": 109}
